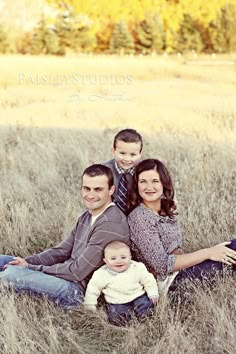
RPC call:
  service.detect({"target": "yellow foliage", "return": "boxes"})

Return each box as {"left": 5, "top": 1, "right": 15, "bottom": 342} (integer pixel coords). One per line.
{"left": 180, "top": 0, "right": 229, "bottom": 25}
{"left": 46, "top": 0, "right": 236, "bottom": 27}
{"left": 45, "top": 0, "right": 236, "bottom": 52}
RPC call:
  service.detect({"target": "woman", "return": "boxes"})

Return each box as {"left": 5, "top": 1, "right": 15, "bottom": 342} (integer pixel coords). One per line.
{"left": 128, "top": 159, "right": 236, "bottom": 295}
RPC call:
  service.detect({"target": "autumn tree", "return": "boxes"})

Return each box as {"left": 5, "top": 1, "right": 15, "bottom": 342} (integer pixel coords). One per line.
{"left": 110, "top": 20, "right": 135, "bottom": 54}
{"left": 2, "top": 0, "right": 236, "bottom": 54}
{"left": 208, "top": 2, "right": 236, "bottom": 52}
{"left": 0, "top": 25, "right": 8, "bottom": 53}
{"left": 174, "top": 14, "right": 203, "bottom": 53}
{"left": 135, "top": 13, "right": 165, "bottom": 54}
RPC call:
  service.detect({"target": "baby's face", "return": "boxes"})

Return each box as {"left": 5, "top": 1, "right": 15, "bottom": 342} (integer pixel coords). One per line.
{"left": 104, "top": 247, "right": 131, "bottom": 273}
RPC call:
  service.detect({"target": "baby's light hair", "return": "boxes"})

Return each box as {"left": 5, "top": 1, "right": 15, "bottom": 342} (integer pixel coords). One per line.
{"left": 104, "top": 241, "right": 130, "bottom": 256}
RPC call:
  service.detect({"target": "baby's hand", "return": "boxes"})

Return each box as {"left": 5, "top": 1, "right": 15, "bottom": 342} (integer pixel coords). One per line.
{"left": 150, "top": 297, "right": 159, "bottom": 306}
{"left": 84, "top": 304, "right": 97, "bottom": 312}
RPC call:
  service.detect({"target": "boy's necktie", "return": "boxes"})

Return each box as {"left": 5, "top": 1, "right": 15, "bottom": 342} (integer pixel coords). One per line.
{"left": 117, "top": 173, "right": 128, "bottom": 214}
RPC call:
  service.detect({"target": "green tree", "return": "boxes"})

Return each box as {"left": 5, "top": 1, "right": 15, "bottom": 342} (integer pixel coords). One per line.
{"left": 174, "top": 14, "right": 204, "bottom": 53}
{"left": 208, "top": 2, "right": 236, "bottom": 53}
{"left": 56, "top": 12, "right": 96, "bottom": 53}
{"left": 0, "top": 25, "right": 8, "bottom": 53}
{"left": 44, "top": 26, "right": 62, "bottom": 55}
{"left": 135, "top": 13, "right": 165, "bottom": 54}
{"left": 29, "top": 23, "right": 45, "bottom": 55}
{"left": 69, "top": 14, "right": 96, "bottom": 52}
{"left": 110, "top": 20, "right": 135, "bottom": 54}
{"left": 28, "top": 20, "right": 61, "bottom": 55}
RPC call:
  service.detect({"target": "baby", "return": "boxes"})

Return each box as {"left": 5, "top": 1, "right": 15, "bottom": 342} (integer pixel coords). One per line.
{"left": 84, "top": 241, "right": 159, "bottom": 325}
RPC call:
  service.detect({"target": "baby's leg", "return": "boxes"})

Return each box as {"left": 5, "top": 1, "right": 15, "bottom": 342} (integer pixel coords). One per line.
{"left": 106, "top": 302, "right": 132, "bottom": 326}
{"left": 133, "top": 294, "right": 154, "bottom": 319}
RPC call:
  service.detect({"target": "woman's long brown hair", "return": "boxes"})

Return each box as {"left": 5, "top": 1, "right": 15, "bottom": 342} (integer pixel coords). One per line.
{"left": 129, "top": 159, "right": 176, "bottom": 217}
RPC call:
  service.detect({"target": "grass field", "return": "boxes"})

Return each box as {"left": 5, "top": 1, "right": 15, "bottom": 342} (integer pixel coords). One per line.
{"left": 0, "top": 55, "right": 235, "bottom": 354}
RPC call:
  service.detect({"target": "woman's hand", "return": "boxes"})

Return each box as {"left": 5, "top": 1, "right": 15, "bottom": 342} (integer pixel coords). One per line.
{"left": 207, "top": 242, "right": 236, "bottom": 265}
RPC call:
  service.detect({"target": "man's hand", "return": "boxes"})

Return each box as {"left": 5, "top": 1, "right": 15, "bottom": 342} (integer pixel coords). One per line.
{"left": 3, "top": 257, "right": 28, "bottom": 269}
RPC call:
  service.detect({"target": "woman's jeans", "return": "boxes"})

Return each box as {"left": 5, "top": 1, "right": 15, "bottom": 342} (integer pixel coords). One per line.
{"left": 106, "top": 293, "right": 154, "bottom": 326}
{"left": 169, "top": 238, "right": 236, "bottom": 292}
{"left": 0, "top": 255, "right": 84, "bottom": 308}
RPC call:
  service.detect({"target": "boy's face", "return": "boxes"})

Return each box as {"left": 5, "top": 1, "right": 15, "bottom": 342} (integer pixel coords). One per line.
{"left": 104, "top": 247, "right": 131, "bottom": 273}
{"left": 112, "top": 140, "right": 142, "bottom": 170}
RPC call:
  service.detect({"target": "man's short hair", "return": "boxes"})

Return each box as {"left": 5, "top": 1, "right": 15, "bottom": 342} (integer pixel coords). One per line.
{"left": 104, "top": 241, "right": 130, "bottom": 255}
{"left": 82, "top": 164, "right": 114, "bottom": 189}
{"left": 113, "top": 129, "right": 143, "bottom": 152}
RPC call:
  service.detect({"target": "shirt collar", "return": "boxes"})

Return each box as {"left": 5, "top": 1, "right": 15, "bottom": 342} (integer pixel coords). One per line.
{"left": 114, "top": 161, "right": 135, "bottom": 175}
{"left": 105, "top": 265, "right": 130, "bottom": 275}
{"left": 90, "top": 202, "right": 115, "bottom": 225}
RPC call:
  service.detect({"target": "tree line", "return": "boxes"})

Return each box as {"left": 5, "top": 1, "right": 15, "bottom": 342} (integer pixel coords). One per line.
{"left": 0, "top": 0, "right": 236, "bottom": 54}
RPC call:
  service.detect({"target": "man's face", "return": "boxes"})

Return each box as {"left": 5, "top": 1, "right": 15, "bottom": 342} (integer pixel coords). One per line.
{"left": 82, "top": 174, "right": 115, "bottom": 216}
{"left": 112, "top": 140, "right": 142, "bottom": 170}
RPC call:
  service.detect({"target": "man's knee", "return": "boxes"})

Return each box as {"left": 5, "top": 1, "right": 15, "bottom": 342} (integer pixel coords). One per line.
{"left": 0, "top": 255, "right": 14, "bottom": 270}
{"left": 0, "top": 265, "right": 28, "bottom": 285}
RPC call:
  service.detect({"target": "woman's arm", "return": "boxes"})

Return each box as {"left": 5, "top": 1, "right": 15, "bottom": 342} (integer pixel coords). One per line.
{"left": 129, "top": 207, "right": 236, "bottom": 276}
{"left": 128, "top": 208, "right": 181, "bottom": 279}
{"left": 173, "top": 241, "right": 236, "bottom": 271}
{"left": 170, "top": 248, "right": 184, "bottom": 255}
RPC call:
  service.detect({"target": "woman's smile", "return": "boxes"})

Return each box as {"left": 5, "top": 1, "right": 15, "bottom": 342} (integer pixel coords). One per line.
{"left": 138, "top": 169, "right": 163, "bottom": 205}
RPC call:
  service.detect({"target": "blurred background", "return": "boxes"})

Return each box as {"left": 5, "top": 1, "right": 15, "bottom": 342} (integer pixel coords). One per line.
{"left": 1, "top": 0, "right": 236, "bottom": 132}
{"left": 0, "top": 0, "right": 236, "bottom": 55}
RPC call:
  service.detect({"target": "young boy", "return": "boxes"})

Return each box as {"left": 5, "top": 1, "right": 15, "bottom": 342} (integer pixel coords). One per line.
{"left": 84, "top": 241, "right": 159, "bottom": 326}
{"left": 104, "top": 129, "right": 143, "bottom": 215}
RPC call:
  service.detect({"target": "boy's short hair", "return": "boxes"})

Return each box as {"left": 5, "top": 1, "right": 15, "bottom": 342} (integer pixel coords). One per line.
{"left": 113, "top": 129, "right": 143, "bottom": 152}
{"left": 104, "top": 241, "right": 130, "bottom": 255}
{"left": 82, "top": 164, "right": 114, "bottom": 189}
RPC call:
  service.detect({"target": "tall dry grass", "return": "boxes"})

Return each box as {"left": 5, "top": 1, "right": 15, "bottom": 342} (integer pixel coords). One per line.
{"left": 0, "top": 55, "right": 235, "bottom": 353}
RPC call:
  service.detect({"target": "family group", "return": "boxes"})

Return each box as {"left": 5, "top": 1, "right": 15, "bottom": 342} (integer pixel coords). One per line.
{"left": 0, "top": 129, "right": 235, "bottom": 326}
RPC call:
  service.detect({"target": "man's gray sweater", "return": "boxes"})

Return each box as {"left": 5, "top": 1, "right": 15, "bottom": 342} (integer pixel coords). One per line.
{"left": 25, "top": 205, "right": 130, "bottom": 289}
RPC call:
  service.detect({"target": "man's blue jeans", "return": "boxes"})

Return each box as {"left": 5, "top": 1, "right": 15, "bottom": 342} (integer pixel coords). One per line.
{"left": 106, "top": 293, "right": 154, "bottom": 326}
{"left": 0, "top": 255, "right": 84, "bottom": 308}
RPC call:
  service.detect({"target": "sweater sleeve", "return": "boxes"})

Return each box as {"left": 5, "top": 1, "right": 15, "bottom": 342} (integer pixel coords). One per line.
{"left": 26, "top": 220, "right": 129, "bottom": 283}
{"left": 25, "top": 220, "right": 79, "bottom": 266}
{"left": 128, "top": 208, "right": 178, "bottom": 281}
{"left": 137, "top": 263, "right": 159, "bottom": 298}
{"left": 84, "top": 268, "right": 106, "bottom": 307}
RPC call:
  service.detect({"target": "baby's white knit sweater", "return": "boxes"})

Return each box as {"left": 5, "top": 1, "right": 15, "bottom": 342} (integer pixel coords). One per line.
{"left": 84, "top": 261, "right": 159, "bottom": 309}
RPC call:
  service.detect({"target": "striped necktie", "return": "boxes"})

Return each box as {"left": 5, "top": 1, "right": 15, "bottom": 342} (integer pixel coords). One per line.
{"left": 117, "top": 173, "right": 128, "bottom": 214}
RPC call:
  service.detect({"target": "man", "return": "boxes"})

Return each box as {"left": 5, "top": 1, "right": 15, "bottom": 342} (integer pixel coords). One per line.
{"left": 0, "top": 164, "right": 130, "bottom": 308}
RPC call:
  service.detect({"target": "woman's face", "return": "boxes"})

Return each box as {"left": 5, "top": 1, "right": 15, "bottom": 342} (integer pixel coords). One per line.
{"left": 138, "top": 169, "right": 163, "bottom": 204}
